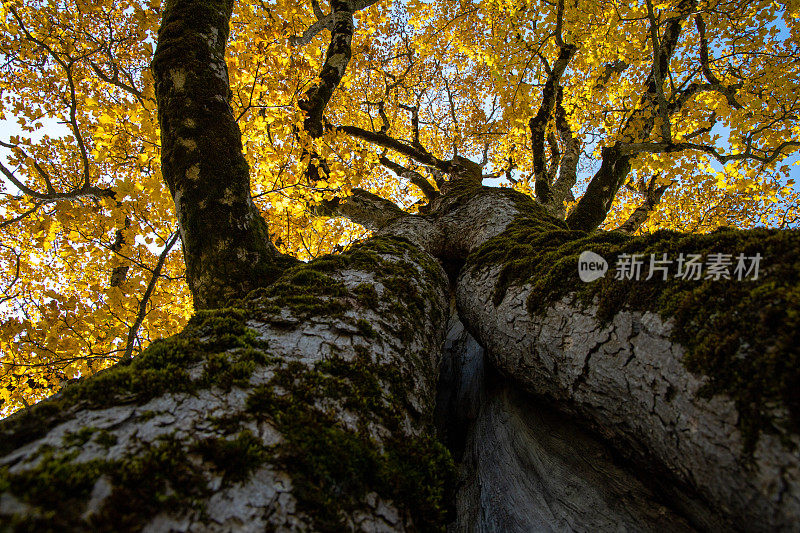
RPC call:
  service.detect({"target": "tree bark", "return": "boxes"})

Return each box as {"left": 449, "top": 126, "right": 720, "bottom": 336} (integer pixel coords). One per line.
{"left": 0, "top": 237, "right": 452, "bottom": 531}
{"left": 458, "top": 206, "right": 800, "bottom": 530}
{"left": 152, "top": 0, "right": 293, "bottom": 309}
{"left": 436, "top": 314, "right": 710, "bottom": 532}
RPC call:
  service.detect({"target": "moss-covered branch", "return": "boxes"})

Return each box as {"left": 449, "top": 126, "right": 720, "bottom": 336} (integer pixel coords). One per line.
{"left": 459, "top": 210, "right": 800, "bottom": 529}
{"left": 152, "top": 0, "right": 294, "bottom": 309}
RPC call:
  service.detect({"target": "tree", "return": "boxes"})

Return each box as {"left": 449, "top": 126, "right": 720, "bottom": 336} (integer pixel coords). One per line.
{"left": 0, "top": 0, "right": 799, "bottom": 529}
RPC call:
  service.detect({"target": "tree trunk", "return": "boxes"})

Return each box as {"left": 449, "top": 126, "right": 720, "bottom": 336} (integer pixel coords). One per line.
{"left": 437, "top": 313, "right": 703, "bottom": 532}
{"left": 0, "top": 237, "right": 452, "bottom": 531}
{"left": 2, "top": 184, "right": 799, "bottom": 531}
{"left": 456, "top": 204, "right": 800, "bottom": 530}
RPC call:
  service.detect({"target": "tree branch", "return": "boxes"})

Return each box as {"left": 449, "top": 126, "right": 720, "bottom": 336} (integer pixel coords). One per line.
{"left": 692, "top": 15, "right": 742, "bottom": 110}
{"left": 379, "top": 156, "right": 439, "bottom": 202}
{"left": 153, "top": 0, "right": 294, "bottom": 308}
{"left": 289, "top": 13, "right": 335, "bottom": 47}
{"left": 298, "top": 0, "right": 380, "bottom": 137}
{"left": 595, "top": 60, "right": 629, "bottom": 89}
{"left": 645, "top": 0, "right": 671, "bottom": 142}
{"left": 123, "top": 230, "right": 180, "bottom": 360}
{"left": 618, "top": 140, "right": 800, "bottom": 164}
{"left": 0, "top": 202, "right": 42, "bottom": 229}
{"left": 549, "top": 92, "right": 579, "bottom": 217}
{"left": 566, "top": 146, "right": 632, "bottom": 231}
{"left": 398, "top": 103, "right": 421, "bottom": 149}
{"left": 567, "top": 0, "right": 697, "bottom": 231}
{"left": 312, "top": 188, "right": 407, "bottom": 231}
{"left": 338, "top": 125, "right": 452, "bottom": 172}
{"left": 615, "top": 175, "right": 671, "bottom": 234}
{"left": 89, "top": 60, "right": 147, "bottom": 106}
{"left": 529, "top": 41, "right": 577, "bottom": 207}
{"left": 0, "top": 157, "right": 114, "bottom": 203}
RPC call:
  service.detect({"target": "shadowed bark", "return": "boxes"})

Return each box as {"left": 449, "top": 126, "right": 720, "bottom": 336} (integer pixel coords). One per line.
{"left": 152, "top": 0, "right": 293, "bottom": 309}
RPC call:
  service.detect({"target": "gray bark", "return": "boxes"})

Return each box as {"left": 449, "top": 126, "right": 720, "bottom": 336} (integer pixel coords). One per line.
{"left": 438, "top": 313, "right": 727, "bottom": 532}
{"left": 2, "top": 184, "right": 799, "bottom": 532}
{"left": 0, "top": 237, "right": 451, "bottom": 531}
{"left": 457, "top": 265, "right": 800, "bottom": 531}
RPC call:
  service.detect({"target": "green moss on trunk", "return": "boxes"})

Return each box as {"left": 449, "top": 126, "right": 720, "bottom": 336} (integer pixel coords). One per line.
{"left": 469, "top": 220, "right": 800, "bottom": 450}
{"left": 2, "top": 235, "right": 452, "bottom": 530}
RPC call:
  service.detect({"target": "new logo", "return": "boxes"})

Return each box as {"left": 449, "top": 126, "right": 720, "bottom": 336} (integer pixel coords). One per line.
{"left": 578, "top": 251, "right": 608, "bottom": 282}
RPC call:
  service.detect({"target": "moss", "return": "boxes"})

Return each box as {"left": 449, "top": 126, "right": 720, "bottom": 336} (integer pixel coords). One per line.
{"left": 90, "top": 436, "right": 208, "bottom": 531}
{"left": 259, "top": 268, "right": 350, "bottom": 317}
{"left": 355, "top": 319, "right": 378, "bottom": 339}
{"left": 0, "top": 434, "right": 209, "bottom": 531}
{"left": 94, "top": 430, "right": 118, "bottom": 449}
{"left": 207, "top": 414, "right": 247, "bottom": 434}
{"left": 353, "top": 283, "right": 380, "bottom": 308}
{"left": 244, "top": 351, "right": 454, "bottom": 531}
{"left": 192, "top": 430, "right": 270, "bottom": 484}
{"left": 2, "top": 449, "right": 103, "bottom": 518}
{"left": 0, "top": 307, "right": 270, "bottom": 457}
{"left": 240, "top": 236, "right": 445, "bottom": 348}
{"left": 469, "top": 221, "right": 800, "bottom": 450}
{"left": 63, "top": 426, "right": 99, "bottom": 448}
{"left": 199, "top": 348, "right": 273, "bottom": 391}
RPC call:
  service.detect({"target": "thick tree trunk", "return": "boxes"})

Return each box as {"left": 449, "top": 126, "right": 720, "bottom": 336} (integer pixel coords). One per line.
{"left": 2, "top": 183, "right": 799, "bottom": 531}
{"left": 437, "top": 314, "right": 706, "bottom": 532}
{"left": 0, "top": 237, "right": 452, "bottom": 531}
{"left": 457, "top": 204, "right": 800, "bottom": 530}
{"left": 152, "top": 0, "right": 292, "bottom": 309}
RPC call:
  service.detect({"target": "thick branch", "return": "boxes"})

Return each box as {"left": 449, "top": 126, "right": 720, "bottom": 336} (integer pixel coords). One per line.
{"left": 695, "top": 15, "right": 720, "bottom": 85}
{"left": 379, "top": 156, "right": 439, "bottom": 202}
{"left": 595, "top": 60, "right": 629, "bottom": 89}
{"left": 312, "top": 188, "right": 406, "bottom": 231}
{"left": 109, "top": 215, "right": 132, "bottom": 288}
{"left": 618, "top": 0, "right": 697, "bottom": 144}
{"left": 289, "top": 13, "right": 335, "bottom": 47}
{"left": 645, "top": 0, "right": 672, "bottom": 142}
{"left": 549, "top": 94, "right": 579, "bottom": 218}
{"left": 692, "top": 15, "right": 743, "bottom": 110}
{"left": 565, "top": 146, "right": 632, "bottom": 231}
{"left": 298, "top": 0, "right": 354, "bottom": 137}
{"left": 0, "top": 237, "right": 451, "bottom": 530}
{"left": 459, "top": 212, "right": 800, "bottom": 530}
{"left": 530, "top": 43, "right": 577, "bottom": 206}
{"left": 398, "top": 103, "right": 421, "bottom": 149}
{"left": 152, "top": 0, "right": 294, "bottom": 309}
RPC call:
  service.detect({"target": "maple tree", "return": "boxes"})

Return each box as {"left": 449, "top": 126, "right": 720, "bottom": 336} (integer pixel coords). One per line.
{"left": 0, "top": 0, "right": 799, "bottom": 529}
